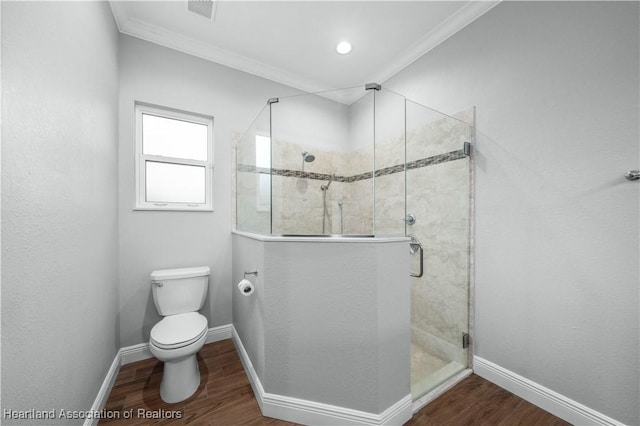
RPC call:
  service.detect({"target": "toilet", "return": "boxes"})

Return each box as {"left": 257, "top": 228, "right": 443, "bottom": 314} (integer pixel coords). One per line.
{"left": 149, "top": 266, "right": 210, "bottom": 403}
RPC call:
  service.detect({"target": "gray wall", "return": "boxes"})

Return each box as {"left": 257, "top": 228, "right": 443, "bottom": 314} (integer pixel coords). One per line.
{"left": 263, "top": 240, "right": 409, "bottom": 414}
{"left": 117, "top": 36, "right": 304, "bottom": 346}
{"left": 384, "top": 2, "right": 639, "bottom": 424}
{"left": 232, "top": 233, "right": 266, "bottom": 380}
{"left": 118, "top": 35, "right": 370, "bottom": 347}
{"left": 1, "top": 1, "right": 120, "bottom": 422}
{"left": 232, "top": 233, "right": 410, "bottom": 416}
{"left": 2, "top": 2, "right": 637, "bottom": 424}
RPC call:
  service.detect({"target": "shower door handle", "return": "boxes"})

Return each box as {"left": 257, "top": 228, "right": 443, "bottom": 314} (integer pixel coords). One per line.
{"left": 410, "top": 243, "right": 423, "bottom": 278}
{"left": 625, "top": 170, "right": 640, "bottom": 181}
{"left": 408, "top": 235, "right": 423, "bottom": 278}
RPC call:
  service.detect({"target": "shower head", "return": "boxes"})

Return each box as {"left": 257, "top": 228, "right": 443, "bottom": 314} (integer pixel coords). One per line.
{"left": 302, "top": 152, "right": 315, "bottom": 162}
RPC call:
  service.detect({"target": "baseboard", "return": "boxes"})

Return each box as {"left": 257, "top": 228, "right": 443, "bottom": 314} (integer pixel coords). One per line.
{"left": 120, "top": 323, "right": 234, "bottom": 365}
{"left": 120, "top": 341, "right": 152, "bottom": 365}
{"left": 82, "top": 350, "right": 122, "bottom": 426}
{"left": 84, "top": 324, "right": 234, "bottom": 426}
{"left": 231, "top": 326, "right": 413, "bottom": 425}
{"left": 231, "top": 326, "right": 267, "bottom": 412}
{"left": 205, "top": 323, "right": 233, "bottom": 344}
{"left": 473, "top": 356, "right": 624, "bottom": 426}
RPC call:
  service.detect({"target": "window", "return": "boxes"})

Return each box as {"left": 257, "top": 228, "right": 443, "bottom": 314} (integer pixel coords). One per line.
{"left": 255, "top": 134, "right": 271, "bottom": 211}
{"left": 135, "top": 103, "right": 214, "bottom": 211}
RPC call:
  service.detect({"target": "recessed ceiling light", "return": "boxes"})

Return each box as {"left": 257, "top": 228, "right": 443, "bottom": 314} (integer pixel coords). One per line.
{"left": 336, "top": 41, "right": 352, "bottom": 55}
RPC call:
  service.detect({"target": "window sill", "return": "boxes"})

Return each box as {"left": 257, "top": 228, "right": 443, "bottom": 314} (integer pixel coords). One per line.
{"left": 133, "top": 207, "right": 214, "bottom": 212}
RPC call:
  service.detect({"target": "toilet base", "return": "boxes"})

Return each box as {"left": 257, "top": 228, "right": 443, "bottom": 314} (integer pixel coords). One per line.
{"left": 159, "top": 354, "right": 201, "bottom": 403}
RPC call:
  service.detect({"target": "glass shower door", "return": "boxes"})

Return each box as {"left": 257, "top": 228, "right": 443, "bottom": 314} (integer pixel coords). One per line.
{"left": 405, "top": 100, "right": 472, "bottom": 398}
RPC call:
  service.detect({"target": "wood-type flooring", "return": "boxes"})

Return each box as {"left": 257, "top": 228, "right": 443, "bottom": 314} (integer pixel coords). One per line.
{"left": 100, "top": 339, "right": 570, "bottom": 425}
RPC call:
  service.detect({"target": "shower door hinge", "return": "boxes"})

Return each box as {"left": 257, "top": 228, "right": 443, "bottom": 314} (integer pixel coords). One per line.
{"left": 463, "top": 141, "right": 471, "bottom": 157}
{"left": 462, "top": 333, "right": 470, "bottom": 349}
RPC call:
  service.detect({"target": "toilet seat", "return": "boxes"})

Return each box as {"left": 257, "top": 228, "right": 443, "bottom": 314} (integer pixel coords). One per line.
{"left": 150, "top": 312, "right": 208, "bottom": 350}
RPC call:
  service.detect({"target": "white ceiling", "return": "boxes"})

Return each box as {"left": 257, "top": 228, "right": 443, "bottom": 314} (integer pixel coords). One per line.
{"left": 110, "top": 1, "right": 499, "bottom": 103}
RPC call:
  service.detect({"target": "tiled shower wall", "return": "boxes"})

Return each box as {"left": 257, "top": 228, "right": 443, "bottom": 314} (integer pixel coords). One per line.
{"left": 404, "top": 112, "right": 471, "bottom": 368}
{"left": 408, "top": 158, "right": 470, "bottom": 367}
{"left": 260, "top": 113, "right": 470, "bottom": 237}
{"left": 235, "top": 110, "right": 472, "bottom": 369}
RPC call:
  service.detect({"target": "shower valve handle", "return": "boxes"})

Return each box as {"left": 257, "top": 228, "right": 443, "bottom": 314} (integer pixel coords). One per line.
{"left": 403, "top": 214, "right": 416, "bottom": 225}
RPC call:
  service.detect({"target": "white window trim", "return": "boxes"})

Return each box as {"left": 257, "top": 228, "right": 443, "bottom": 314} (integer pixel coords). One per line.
{"left": 134, "top": 102, "right": 214, "bottom": 212}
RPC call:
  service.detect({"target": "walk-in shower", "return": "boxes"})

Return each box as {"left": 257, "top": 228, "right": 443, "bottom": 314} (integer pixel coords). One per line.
{"left": 234, "top": 84, "right": 473, "bottom": 404}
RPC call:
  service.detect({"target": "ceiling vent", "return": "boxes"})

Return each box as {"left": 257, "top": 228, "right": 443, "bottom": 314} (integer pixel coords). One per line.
{"left": 187, "top": 0, "right": 216, "bottom": 21}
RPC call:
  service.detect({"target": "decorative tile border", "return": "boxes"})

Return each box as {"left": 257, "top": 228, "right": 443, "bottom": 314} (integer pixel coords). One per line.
{"left": 237, "top": 149, "right": 466, "bottom": 182}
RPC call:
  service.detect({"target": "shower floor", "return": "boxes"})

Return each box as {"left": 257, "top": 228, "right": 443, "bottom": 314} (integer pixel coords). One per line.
{"left": 411, "top": 344, "right": 466, "bottom": 399}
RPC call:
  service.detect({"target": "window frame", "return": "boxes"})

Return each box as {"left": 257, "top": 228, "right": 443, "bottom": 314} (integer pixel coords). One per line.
{"left": 134, "top": 102, "right": 214, "bottom": 212}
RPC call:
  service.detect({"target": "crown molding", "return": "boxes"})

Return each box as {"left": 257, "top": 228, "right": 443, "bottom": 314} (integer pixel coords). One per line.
{"left": 110, "top": 2, "right": 329, "bottom": 91}
{"left": 373, "top": 0, "right": 502, "bottom": 86}
{"left": 109, "top": 1, "right": 501, "bottom": 105}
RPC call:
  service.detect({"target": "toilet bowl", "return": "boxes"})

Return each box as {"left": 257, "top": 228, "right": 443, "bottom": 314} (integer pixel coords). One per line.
{"left": 149, "top": 267, "right": 210, "bottom": 403}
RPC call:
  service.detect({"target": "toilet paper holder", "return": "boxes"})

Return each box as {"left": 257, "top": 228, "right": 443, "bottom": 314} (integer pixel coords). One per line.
{"left": 244, "top": 269, "right": 259, "bottom": 278}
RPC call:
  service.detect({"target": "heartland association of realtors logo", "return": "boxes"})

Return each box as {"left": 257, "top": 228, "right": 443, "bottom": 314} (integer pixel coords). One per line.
{"left": 3, "top": 408, "right": 183, "bottom": 420}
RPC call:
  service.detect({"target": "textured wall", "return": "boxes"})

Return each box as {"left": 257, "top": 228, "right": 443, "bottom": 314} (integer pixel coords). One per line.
{"left": 1, "top": 2, "right": 120, "bottom": 422}
{"left": 117, "top": 36, "right": 303, "bottom": 347}
{"left": 232, "top": 233, "right": 410, "bottom": 415}
{"left": 231, "top": 233, "right": 266, "bottom": 380}
{"left": 385, "top": 2, "right": 640, "bottom": 423}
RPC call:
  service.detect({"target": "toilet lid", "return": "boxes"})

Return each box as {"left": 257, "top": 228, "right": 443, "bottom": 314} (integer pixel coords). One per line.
{"left": 150, "top": 312, "right": 208, "bottom": 350}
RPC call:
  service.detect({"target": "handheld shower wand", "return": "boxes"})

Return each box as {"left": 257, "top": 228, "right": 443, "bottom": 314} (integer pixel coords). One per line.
{"left": 321, "top": 174, "right": 335, "bottom": 191}
{"left": 321, "top": 174, "right": 335, "bottom": 233}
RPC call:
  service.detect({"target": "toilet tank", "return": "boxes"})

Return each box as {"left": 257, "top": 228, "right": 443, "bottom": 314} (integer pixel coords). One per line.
{"left": 151, "top": 266, "right": 210, "bottom": 316}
